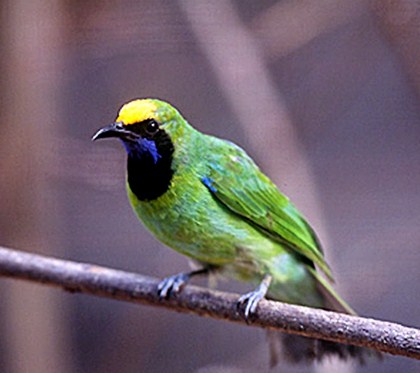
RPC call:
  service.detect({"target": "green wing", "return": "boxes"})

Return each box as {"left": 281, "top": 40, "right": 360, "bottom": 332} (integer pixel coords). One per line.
{"left": 202, "top": 140, "right": 333, "bottom": 281}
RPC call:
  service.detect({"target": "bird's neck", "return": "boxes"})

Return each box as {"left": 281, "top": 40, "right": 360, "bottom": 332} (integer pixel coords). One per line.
{"left": 126, "top": 133, "right": 174, "bottom": 202}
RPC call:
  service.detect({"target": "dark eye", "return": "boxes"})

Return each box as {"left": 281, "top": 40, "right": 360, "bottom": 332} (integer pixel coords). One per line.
{"left": 146, "top": 120, "right": 159, "bottom": 135}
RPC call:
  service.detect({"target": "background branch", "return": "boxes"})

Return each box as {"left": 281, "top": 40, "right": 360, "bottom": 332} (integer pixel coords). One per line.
{"left": 0, "top": 246, "right": 419, "bottom": 360}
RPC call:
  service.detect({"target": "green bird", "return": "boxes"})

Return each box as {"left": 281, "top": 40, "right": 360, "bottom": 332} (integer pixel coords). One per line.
{"left": 92, "top": 98, "right": 373, "bottom": 364}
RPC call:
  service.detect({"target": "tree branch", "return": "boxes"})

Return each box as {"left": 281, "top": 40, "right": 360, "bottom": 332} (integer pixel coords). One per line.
{"left": 0, "top": 246, "right": 419, "bottom": 360}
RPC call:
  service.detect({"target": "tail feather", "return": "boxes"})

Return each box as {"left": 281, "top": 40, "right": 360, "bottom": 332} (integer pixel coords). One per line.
{"left": 307, "top": 266, "right": 356, "bottom": 315}
{"left": 266, "top": 266, "right": 382, "bottom": 365}
{"left": 267, "top": 331, "right": 375, "bottom": 366}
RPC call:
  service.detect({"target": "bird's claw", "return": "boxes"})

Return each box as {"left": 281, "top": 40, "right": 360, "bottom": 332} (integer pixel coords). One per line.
{"left": 237, "top": 290, "right": 265, "bottom": 321}
{"left": 157, "top": 273, "right": 189, "bottom": 299}
{"left": 236, "top": 274, "right": 272, "bottom": 321}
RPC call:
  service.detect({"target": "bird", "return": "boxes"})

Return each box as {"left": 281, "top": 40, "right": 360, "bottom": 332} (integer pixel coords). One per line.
{"left": 92, "top": 98, "right": 376, "bottom": 364}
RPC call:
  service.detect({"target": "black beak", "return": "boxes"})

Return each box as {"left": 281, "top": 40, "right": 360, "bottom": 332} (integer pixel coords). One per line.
{"left": 92, "top": 122, "right": 132, "bottom": 141}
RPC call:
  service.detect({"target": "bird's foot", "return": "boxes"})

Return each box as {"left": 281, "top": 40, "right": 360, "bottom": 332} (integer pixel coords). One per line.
{"left": 157, "top": 272, "right": 190, "bottom": 299}
{"left": 237, "top": 274, "right": 272, "bottom": 321}
{"left": 157, "top": 267, "right": 211, "bottom": 299}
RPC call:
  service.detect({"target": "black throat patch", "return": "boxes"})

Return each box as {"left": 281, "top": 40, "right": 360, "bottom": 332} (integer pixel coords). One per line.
{"left": 126, "top": 129, "right": 174, "bottom": 201}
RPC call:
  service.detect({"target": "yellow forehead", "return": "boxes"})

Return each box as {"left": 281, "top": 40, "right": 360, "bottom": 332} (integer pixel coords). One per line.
{"left": 116, "top": 99, "right": 157, "bottom": 125}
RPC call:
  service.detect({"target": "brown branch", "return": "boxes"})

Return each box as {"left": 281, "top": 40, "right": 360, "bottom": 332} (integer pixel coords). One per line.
{"left": 0, "top": 246, "right": 419, "bottom": 360}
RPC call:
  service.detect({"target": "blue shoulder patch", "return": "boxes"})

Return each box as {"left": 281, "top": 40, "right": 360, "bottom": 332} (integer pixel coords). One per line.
{"left": 201, "top": 176, "right": 217, "bottom": 193}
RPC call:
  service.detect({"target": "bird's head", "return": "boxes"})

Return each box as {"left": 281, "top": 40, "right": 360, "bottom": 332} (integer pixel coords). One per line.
{"left": 92, "top": 98, "right": 188, "bottom": 160}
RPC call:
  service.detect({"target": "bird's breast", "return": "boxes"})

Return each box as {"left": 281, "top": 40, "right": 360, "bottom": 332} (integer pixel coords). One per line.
{"left": 127, "top": 172, "right": 247, "bottom": 264}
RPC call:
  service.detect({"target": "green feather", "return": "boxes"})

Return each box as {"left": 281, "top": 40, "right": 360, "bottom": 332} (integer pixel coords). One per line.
{"left": 204, "top": 138, "right": 334, "bottom": 281}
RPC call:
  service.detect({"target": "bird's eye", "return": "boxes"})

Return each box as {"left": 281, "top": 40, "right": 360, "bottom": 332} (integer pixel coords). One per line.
{"left": 146, "top": 120, "right": 159, "bottom": 135}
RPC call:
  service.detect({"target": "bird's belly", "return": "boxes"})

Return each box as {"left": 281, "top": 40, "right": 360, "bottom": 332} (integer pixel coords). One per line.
{"left": 128, "top": 182, "right": 322, "bottom": 307}
{"left": 128, "top": 183, "right": 247, "bottom": 265}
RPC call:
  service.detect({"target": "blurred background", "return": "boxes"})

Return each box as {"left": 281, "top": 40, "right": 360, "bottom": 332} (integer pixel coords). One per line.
{"left": 1, "top": 1, "right": 419, "bottom": 372}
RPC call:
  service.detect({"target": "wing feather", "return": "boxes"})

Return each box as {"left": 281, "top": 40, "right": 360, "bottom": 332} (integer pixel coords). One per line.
{"left": 202, "top": 140, "right": 333, "bottom": 281}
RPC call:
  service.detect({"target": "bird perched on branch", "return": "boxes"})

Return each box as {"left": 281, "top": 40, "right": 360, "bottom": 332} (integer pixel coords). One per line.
{"left": 92, "top": 98, "right": 376, "bottom": 364}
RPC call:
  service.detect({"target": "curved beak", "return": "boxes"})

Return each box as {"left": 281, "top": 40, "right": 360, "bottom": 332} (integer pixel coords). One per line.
{"left": 92, "top": 122, "right": 131, "bottom": 141}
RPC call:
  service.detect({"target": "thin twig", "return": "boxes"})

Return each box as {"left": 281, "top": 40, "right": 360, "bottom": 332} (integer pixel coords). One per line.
{"left": 0, "top": 246, "right": 419, "bottom": 360}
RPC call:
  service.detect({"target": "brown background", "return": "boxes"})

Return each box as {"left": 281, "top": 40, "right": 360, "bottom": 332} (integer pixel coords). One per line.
{"left": 1, "top": 1, "right": 419, "bottom": 372}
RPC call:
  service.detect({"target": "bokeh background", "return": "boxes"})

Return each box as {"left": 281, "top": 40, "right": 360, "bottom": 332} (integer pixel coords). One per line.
{"left": 1, "top": 1, "right": 419, "bottom": 372}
